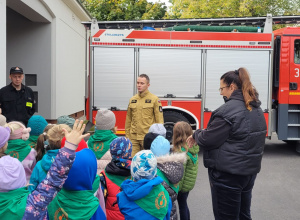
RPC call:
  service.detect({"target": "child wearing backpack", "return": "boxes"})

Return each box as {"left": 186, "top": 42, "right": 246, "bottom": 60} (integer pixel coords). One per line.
{"left": 172, "top": 121, "right": 199, "bottom": 220}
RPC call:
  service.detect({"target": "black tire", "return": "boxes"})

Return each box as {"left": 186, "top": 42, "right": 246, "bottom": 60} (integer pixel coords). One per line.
{"left": 163, "top": 111, "right": 189, "bottom": 143}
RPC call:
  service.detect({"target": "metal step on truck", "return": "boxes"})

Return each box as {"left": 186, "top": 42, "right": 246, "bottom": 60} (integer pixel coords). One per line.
{"left": 83, "top": 14, "right": 300, "bottom": 151}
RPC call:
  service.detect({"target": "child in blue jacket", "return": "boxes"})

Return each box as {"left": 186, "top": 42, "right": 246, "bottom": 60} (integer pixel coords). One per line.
{"left": 117, "top": 150, "right": 172, "bottom": 220}
{"left": 28, "top": 124, "right": 70, "bottom": 192}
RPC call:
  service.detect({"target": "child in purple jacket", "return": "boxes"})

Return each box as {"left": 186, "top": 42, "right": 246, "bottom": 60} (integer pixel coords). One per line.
{"left": 0, "top": 120, "right": 90, "bottom": 219}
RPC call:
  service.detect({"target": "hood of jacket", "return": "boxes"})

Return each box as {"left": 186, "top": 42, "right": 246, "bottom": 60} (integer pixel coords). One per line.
{"left": 92, "top": 130, "right": 117, "bottom": 141}
{"left": 41, "top": 149, "right": 59, "bottom": 172}
{"left": 63, "top": 149, "right": 97, "bottom": 191}
{"left": 121, "top": 176, "right": 163, "bottom": 201}
{"left": 156, "top": 152, "right": 186, "bottom": 184}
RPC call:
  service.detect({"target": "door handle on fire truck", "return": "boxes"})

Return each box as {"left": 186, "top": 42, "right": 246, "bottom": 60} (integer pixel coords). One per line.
{"left": 164, "top": 94, "right": 176, "bottom": 98}
{"left": 110, "top": 107, "right": 120, "bottom": 111}
{"left": 290, "top": 82, "right": 298, "bottom": 90}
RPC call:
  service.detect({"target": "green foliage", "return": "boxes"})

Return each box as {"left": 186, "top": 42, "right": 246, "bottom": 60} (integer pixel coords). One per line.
{"left": 166, "top": 0, "right": 300, "bottom": 19}
{"left": 80, "top": 0, "right": 167, "bottom": 21}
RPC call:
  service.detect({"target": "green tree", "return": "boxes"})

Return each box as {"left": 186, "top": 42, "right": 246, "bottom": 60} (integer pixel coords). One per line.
{"left": 166, "top": 0, "right": 300, "bottom": 19}
{"left": 81, "top": 0, "right": 167, "bottom": 21}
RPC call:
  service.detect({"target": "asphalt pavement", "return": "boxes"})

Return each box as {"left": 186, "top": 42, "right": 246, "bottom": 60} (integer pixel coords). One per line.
{"left": 187, "top": 133, "right": 300, "bottom": 220}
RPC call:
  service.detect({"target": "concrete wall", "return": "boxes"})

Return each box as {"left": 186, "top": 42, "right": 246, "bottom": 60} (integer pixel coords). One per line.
{"left": 5, "top": 0, "right": 89, "bottom": 119}
{"left": 0, "top": 0, "right": 6, "bottom": 88}
{"left": 44, "top": 0, "right": 87, "bottom": 118}
{"left": 6, "top": 8, "right": 52, "bottom": 117}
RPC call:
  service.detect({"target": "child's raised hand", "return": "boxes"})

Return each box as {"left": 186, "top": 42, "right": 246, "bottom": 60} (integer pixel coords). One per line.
{"left": 62, "top": 120, "right": 90, "bottom": 150}
{"left": 187, "top": 135, "right": 196, "bottom": 148}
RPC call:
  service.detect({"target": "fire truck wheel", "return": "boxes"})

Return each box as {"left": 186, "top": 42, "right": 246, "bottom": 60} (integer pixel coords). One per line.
{"left": 163, "top": 111, "right": 189, "bottom": 143}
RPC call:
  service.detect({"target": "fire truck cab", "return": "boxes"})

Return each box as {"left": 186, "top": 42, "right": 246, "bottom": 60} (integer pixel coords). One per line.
{"left": 273, "top": 27, "right": 300, "bottom": 141}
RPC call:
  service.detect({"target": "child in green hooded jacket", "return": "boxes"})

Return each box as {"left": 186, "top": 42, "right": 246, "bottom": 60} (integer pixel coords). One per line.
{"left": 88, "top": 109, "right": 118, "bottom": 174}
{"left": 172, "top": 121, "right": 199, "bottom": 220}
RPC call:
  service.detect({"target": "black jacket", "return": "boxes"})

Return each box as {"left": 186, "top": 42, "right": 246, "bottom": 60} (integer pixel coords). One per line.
{"left": 0, "top": 83, "right": 35, "bottom": 125}
{"left": 194, "top": 90, "right": 267, "bottom": 176}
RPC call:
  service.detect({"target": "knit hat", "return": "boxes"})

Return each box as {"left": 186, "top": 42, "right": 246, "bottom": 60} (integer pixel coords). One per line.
{"left": 95, "top": 109, "right": 116, "bottom": 130}
{"left": 148, "top": 123, "right": 166, "bottom": 138}
{"left": 143, "top": 132, "right": 159, "bottom": 150}
{"left": 110, "top": 137, "right": 132, "bottom": 169}
{"left": 57, "top": 115, "right": 75, "bottom": 129}
{"left": 150, "top": 136, "right": 170, "bottom": 157}
{"left": 131, "top": 150, "right": 157, "bottom": 182}
{"left": 0, "top": 155, "right": 26, "bottom": 192}
{"left": 0, "top": 115, "right": 6, "bottom": 126}
{"left": 8, "top": 121, "right": 31, "bottom": 141}
{"left": 27, "top": 115, "right": 48, "bottom": 136}
{"left": 0, "top": 127, "right": 10, "bottom": 149}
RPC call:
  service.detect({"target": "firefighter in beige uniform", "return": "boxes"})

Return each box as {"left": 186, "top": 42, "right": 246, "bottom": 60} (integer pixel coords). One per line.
{"left": 125, "top": 74, "right": 164, "bottom": 157}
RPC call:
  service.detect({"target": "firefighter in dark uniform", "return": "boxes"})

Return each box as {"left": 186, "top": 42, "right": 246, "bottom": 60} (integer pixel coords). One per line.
{"left": 125, "top": 74, "right": 164, "bottom": 157}
{"left": 0, "top": 67, "right": 35, "bottom": 126}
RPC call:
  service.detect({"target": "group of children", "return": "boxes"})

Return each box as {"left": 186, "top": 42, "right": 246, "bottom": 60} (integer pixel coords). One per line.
{"left": 0, "top": 109, "right": 199, "bottom": 220}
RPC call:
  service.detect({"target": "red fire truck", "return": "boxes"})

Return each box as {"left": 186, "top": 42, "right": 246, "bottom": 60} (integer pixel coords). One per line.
{"left": 83, "top": 15, "right": 300, "bottom": 148}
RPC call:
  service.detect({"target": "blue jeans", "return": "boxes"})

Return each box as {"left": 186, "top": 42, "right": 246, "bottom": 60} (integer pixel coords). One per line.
{"left": 208, "top": 168, "right": 257, "bottom": 220}
{"left": 177, "top": 191, "right": 190, "bottom": 220}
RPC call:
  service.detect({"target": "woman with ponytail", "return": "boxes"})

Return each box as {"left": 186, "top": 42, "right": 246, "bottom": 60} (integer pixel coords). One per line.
{"left": 187, "top": 67, "right": 267, "bottom": 220}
